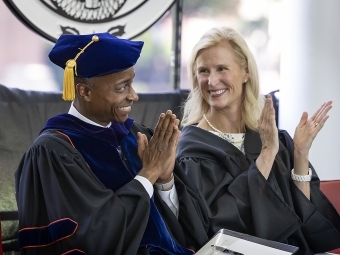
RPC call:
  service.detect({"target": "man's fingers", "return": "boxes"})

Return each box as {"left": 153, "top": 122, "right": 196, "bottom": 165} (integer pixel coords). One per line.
{"left": 161, "top": 111, "right": 175, "bottom": 135}
{"left": 149, "top": 111, "right": 179, "bottom": 154}
{"left": 163, "top": 114, "right": 177, "bottom": 142}
{"left": 174, "top": 118, "right": 180, "bottom": 127}
{"left": 153, "top": 113, "right": 166, "bottom": 139}
{"left": 154, "top": 110, "right": 174, "bottom": 140}
{"left": 168, "top": 125, "right": 180, "bottom": 149}
{"left": 175, "top": 130, "right": 181, "bottom": 148}
{"left": 166, "top": 118, "right": 180, "bottom": 149}
{"left": 137, "top": 132, "right": 148, "bottom": 158}
{"left": 156, "top": 111, "right": 176, "bottom": 143}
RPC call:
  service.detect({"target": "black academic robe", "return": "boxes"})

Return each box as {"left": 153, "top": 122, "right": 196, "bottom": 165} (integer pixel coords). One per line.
{"left": 176, "top": 125, "right": 340, "bottom": 255}
{"left": 15, "top": 115, "right": 209, "bottom": 255}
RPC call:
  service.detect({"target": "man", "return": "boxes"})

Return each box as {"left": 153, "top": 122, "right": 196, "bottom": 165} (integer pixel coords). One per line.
{"left": 15, "top": 33, "right": 208, "bottom": 255}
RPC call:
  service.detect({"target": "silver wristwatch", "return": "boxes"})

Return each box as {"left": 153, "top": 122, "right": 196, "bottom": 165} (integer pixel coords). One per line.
{"left": 154, "top": 175, "right": 174, "bottom": 191}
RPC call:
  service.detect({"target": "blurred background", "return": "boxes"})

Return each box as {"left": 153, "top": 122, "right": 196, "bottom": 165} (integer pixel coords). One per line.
{"left": 0, "top": 0, "right": 282, "bottom": 95}
{"left": 0, "top": 3, "right": 339, "bottom": 254}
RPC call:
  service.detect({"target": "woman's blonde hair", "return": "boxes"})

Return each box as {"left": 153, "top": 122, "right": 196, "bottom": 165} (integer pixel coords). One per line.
{"left": 181, "top": 26, "right": 264, "bottom": 130}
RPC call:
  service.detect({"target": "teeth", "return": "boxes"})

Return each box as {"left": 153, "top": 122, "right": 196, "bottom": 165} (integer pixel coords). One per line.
{"left": 210, "top": 89, "right": 226, "bottom": 95}
{"left": 119, "top": 106, "right": 131, "bottom": 111}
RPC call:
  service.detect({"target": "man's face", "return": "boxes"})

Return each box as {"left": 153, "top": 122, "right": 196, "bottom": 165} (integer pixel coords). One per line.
{"left": 84, "top": 67, "right": 138, "bottom": 125}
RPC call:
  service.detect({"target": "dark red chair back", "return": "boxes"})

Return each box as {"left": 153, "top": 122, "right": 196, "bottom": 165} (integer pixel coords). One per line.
{"left": 320, "top": 180, "right": 340, "bottom": 254}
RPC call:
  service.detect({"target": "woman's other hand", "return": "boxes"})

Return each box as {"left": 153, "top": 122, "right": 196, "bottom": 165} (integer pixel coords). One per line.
{"left": 292, "top": 101, "right": 332, "bottom": 199}
{"left": 293, "top": 101, "right": 332, "bottom": 158}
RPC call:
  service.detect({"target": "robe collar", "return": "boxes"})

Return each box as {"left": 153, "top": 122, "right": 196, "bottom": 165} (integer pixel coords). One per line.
{"left": 41, "top": 114, "right": 134, "bottom": 147}
{"left": 178, "top": 125, "right": 285, "bottom": 161}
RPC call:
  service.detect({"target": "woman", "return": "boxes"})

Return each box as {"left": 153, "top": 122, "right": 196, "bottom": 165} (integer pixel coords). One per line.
{"left": 176, "top": 26, "right": 340, "bottom": 255}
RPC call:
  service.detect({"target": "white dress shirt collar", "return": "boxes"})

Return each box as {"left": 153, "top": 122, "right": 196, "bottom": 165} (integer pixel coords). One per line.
{"left": 68, "top": 102, "right": 111, "bottom": 128}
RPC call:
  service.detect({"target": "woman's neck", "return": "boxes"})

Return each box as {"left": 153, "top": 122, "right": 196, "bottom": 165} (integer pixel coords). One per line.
{"left": 198, "top": 109, "right": 244, "bottom": 134}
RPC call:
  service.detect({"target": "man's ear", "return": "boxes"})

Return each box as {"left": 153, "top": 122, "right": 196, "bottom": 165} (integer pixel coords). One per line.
{"left": 75, "top": 83, "right": 91, "bottom": 102}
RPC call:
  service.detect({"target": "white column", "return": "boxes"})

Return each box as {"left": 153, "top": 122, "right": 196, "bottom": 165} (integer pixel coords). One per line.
{"left": 279, "top": 0, "right": 340, "bottom": 180}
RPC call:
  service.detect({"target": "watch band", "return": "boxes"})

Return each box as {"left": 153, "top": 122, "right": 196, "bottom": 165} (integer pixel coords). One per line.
{"left": 291, "top": 168, "right": 312, "bottom": 182}
{"left": 154, "top": 174, "right": 174, "bottom": 191}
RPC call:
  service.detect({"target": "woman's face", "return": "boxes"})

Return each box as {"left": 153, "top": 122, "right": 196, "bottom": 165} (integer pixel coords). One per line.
{"left": 195, "top": 42, "right": 248, "bottom": 113}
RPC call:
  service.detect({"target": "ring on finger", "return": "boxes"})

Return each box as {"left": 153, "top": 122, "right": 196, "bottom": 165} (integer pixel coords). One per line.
{"left": 314, "top": 121, "right": 319, "bottom": 127}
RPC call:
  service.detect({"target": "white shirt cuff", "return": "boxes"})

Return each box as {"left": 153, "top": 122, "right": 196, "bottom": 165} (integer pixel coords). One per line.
{"left": 157, "top": 185, "right": 179, "bottom": 218}
{"left": 134, "top": 175, "right": 154, "bottom": 198}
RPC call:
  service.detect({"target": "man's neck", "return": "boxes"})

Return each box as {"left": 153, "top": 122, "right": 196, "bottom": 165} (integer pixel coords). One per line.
{"left": 68, "top": 102, "right": 111, "bottom": 128}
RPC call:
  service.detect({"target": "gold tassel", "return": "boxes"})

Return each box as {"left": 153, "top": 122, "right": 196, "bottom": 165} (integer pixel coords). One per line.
{"left": 62, "top": 35, "right": 99, "bottom": 101}
{"left": 63, "top": 59, "right": 76, "bottom": 101}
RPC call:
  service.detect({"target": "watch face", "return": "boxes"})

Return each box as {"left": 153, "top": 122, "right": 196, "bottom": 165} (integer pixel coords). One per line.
{"left": 4, "top": 0, "right": 176, "bottom": 42}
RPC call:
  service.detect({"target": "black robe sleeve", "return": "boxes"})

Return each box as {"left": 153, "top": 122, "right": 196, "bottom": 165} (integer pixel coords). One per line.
{"left": 15, "top": 131, "right": 151, "bottom": 255}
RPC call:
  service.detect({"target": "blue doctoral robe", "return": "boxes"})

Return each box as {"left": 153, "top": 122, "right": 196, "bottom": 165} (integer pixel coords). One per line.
{"left": 15, "top": 114, "right": 209, "bottom": 255}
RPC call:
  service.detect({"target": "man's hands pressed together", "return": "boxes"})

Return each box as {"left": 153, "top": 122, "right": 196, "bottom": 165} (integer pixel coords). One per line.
{"left": 137, "top": 110, "right": 181, "bottom": 185}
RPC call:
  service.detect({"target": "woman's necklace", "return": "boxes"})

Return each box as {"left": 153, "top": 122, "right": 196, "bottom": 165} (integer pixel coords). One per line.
{"left": 203, "top": 114, "right": 245, "bottom": 144}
